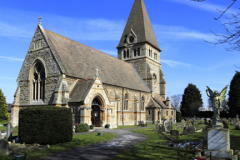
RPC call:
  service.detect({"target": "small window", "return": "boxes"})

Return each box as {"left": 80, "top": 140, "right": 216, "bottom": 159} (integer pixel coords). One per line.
{"left": 134, "top": 49, "right": 136, "bottom": 57}
{"left": 127, "top": 50, "right": 129, "bottom": 58}
{"left": 124, "top": 50, "right": 126, "bottom": 58}
{"left": 34, "top": 39, "right": 43, "bottom": 50}
{"left": 171, "top": 111, "right": 173, "bottom": 115}
{"left": 149, "top": 110, "right": 150, "bottom": 115}
{"left": 141, "top": 96, "right": 144, "bottom": 110}
{"left": 124, "top": 94, "right": 128, "bottom": 110}
{"left": 138, "top": 48, "right": 140, "bottom": 56}
{"left": 153, "top": 74, "right": 157, "bottom": 83}
{"left": 166, "top": 111, "right": 168, "bottom": 116}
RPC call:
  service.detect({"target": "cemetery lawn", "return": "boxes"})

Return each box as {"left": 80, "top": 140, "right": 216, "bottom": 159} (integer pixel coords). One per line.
{"left": 0, "top": 132, "right": 117, "bottom": 160}
{"left": 0, "top": 120, "right": 18, "bottom": 136}
{"left": 112, "top": 125, "right": 240, "bottom": 160}
{"left": 113, "top": 123, "right": 156, "bottom": 129}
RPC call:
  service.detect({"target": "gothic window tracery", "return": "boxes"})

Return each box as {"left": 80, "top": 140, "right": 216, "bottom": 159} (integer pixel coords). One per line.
{"left": 141, "top": 96, "right": 144, "bottom": 110}
{"left": 124, "top": 93, "right": 128, "bottom": 110}
{"left": 32, "top": 61, "right": 45, "bottom": 101}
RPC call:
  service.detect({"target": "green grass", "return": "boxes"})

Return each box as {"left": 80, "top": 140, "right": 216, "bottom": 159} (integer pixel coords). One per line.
{"left": 113, "top": 123, "right": 156, "bottom": 129}
{"left": 111, "top": 125, "right": 240, "bottom": 160}
{"left": 1, "top": 122, "right": 240, "bottom": 160}
{"left": 0, "top": 132, "right": 117, "bottom": 160}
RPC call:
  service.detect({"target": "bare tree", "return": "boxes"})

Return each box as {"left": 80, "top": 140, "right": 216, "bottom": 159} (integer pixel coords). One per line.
{"left": 170, "top": 94, "right": 182, "bottom": 110}
{"left": 192, "top": 0, "right": 240, "bottom": 52}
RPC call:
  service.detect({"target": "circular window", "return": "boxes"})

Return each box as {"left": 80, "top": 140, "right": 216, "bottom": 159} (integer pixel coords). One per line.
{"left": 129, "top": 36, "right": 134, "bottom": 43}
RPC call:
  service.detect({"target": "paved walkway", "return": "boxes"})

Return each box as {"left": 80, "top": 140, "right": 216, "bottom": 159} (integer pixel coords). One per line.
{"left": 40, "top": 126, "right": 154, "bottom": 160}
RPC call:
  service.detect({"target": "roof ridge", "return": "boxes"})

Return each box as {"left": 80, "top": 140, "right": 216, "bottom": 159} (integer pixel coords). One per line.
{"left": 78, "top": 78, "right": 94, "bottom": 81}
{"left": 150, "top": 99, "right": 156, "bottom": 108}
{"left": 43, "top": 28, "right": 130, "bottom": 64}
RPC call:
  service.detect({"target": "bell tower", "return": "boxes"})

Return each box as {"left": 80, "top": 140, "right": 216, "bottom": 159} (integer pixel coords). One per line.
{"left": 117, "top": 0, "right": 166, "bottom": 99}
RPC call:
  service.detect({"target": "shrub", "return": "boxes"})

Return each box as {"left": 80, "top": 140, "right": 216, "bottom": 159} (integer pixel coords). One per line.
{"left": 222, "top": 118, "right": 229, "bottom": 128}
{"left": 176, "top": 112, "right": 182, "bottom": 122}
{"left": 75, "top": 123, "right": 89, "bottom": 132}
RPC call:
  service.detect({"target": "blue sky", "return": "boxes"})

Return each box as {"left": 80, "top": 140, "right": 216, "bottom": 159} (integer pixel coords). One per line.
{"left": 0, "top": 0, "right": 240, "bottom": 109}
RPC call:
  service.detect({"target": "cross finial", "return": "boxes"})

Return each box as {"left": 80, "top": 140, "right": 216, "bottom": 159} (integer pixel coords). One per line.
{"left": 38, "top": 15, "right": 42, "bottom": 25}
{"left": 95, "top": 67, "right": 99, "bottom": 77}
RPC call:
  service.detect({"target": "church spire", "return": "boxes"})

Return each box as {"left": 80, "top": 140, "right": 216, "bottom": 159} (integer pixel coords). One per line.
{"left": 117, "top": 0, "right": 160, "bottom": 51}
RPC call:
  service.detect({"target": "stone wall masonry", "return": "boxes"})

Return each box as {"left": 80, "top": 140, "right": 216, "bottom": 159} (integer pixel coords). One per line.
{"left": 66, "top": 78, "right": 78, "bottom": 93}
{"left": 17, "top": 48, "right": 61, "bottom": 105}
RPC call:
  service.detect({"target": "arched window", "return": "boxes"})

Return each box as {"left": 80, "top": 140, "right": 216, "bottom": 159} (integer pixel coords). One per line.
{"left": 32, "top": 61, "right": 45, "bottom": 101}
{"left": 141, "top": 96, "right": 144, "bottom": 110}
{"left": 127, "top": 49, "right": 129, "bottom": 58}
{"left": 124, "top": 94, "right": 128, "bottom": 110}
{"left": 153, "top": 74, "right": 157, "bottom": 83}
{"left": 138, "top": 48, "right": 140, "bottom": 56}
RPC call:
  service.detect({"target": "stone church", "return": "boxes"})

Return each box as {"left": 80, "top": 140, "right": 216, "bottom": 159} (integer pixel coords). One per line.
{"left": 11, "top": 0, "right": 176, "bottom": 128}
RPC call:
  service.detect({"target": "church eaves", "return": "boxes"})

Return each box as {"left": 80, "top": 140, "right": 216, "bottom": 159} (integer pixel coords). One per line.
{"left": 117, "top": 0, "right": 160, "bottom": 51}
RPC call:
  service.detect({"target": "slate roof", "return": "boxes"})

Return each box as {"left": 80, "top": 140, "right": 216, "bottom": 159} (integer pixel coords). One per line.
{"left": 153, "top": 94, "right": 167, "bottom": 108}
{"left": 117, "top": 0, "right": 160, "bottom": 51}
{"left": 44, "top": 29, "right": 150, "bottom": 93}
{"left": 69, "top": 79, "right": 94, "bottom": 103}
{"left": 146, "top": 99, "right": 161, "bottom": 109}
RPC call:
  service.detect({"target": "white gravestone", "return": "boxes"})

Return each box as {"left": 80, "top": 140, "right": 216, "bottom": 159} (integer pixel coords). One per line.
{"left": 205, "top": 128, "right": 233, "bottom": 159}
{"left": 6, "top": 122, "right": 12, "bottom": 138}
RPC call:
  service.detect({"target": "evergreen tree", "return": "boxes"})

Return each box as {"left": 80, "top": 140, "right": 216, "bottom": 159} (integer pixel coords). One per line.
{"left": 228, "top": 71, "right": 240, "bottom": 117}
{"left": 180, "top": 83, "right": 203, "bottom": 117}
{"left": 0, "top": 89, "right": 9, "bottom": 121}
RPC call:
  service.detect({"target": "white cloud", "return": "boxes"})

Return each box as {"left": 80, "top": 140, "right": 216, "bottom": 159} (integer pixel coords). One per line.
{"left": 0, "top": 56, "right": 24, "bottom": 61}
{"left": 153, "top": 24, "right": 216, "bottom": 41}
{"left": 167, "top": 0, "right": 239, "bottom": 15}
{"left": 161, "top": 59, "right": 192, "bottom": 68}
{"left": 0, "top": 21, "right": 32, "bottom": 38}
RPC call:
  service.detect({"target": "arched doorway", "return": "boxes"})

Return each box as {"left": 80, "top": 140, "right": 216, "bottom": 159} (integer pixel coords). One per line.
{"left": 91, "top": 98, "right": 102, "bottom": 127}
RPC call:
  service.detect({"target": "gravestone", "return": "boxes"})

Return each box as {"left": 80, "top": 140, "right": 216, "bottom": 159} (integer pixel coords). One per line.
{"left": 0, "top": 139, "right": 9, "bottom": 155}
{"left": 235, "top": 121, "right": 240, "bottom": 130}
{"left": 156, "top": 120, "right": 160, "bottom": 130}
{"left": 175, "top": 125, "right": 181, "bottom": 129}
{"left": 183, "top": 125, "right": 190, "bottom": 135}
{"left": 190, "top": 126, "right": 196, "bottom": 132}
{"left": 166, "top": 121, "right": 173, "bottom": 131}
{"left": 204, "top": 128, "right": 233, "bottom": 159}
{"left": 170, "top": 130, "right": 180, "bottom": 137}
{"left": 233, "top": 118, "right": 237, "bottom": 126}
{"left": 6, "top": 122, "right": 12, "bottom": 138}
{"left": 181, "top": 119, "right": 186, "bottom": 127}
